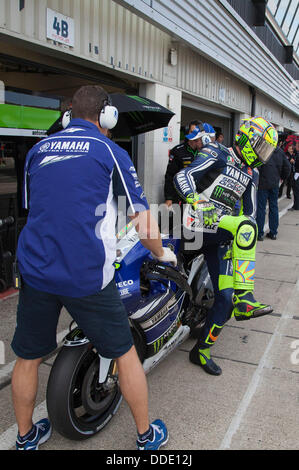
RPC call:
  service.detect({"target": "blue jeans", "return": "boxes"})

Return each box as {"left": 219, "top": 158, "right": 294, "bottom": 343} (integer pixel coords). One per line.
{"left": 256, "top": 187, "right": 279, "bottom": 236}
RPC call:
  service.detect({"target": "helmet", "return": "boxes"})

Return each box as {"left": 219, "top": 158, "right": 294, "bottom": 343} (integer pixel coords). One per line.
{"left": 235, "top": 117, "right": 278, "bottom": 168}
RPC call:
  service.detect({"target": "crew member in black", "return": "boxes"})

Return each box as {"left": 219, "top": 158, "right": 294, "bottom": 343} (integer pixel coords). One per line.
{"left": 164, "top": 121, "right": 215, "bottom": 207}
{"left": 289, "top": 141, "right": 299, "bottom": 211}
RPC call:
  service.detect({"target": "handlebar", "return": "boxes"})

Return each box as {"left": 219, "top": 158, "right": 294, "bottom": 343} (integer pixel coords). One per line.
{"left": 0, "top": 216, "right": 14, "bottom": 228}
{"left": 142, "top": 260, "right": 193, "bottom": 300}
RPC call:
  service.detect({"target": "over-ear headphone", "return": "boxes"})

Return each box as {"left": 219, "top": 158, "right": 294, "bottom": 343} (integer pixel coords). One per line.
{"left": 196, "top": 122, "right": 212, "bottom": 146}
{"left": 61, "top": 96, "right": 119, "bottom": 130}
{"left": 62, "top": 109, "right": 72, "bottom": 129}
{"left": 201, "top": 134, "right": 211, "bottom": 146}
{"left": 99, "top": 98, "right": 118, "bottom": 130}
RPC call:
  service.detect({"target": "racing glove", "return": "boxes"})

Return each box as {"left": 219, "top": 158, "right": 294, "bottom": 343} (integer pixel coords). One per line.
{"left": 151, "top": 247, "right": 177, "bottom": 267}
{"left": 186, "top": 193, "right": 218, "bottom": 226}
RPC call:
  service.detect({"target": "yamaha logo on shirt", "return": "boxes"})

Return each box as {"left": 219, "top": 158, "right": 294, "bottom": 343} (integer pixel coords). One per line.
{"left": 38, "top": 140, "right": 90, "bottom": 153}
{"left": 38, "top": 142, "right": 51, "bottom": 153}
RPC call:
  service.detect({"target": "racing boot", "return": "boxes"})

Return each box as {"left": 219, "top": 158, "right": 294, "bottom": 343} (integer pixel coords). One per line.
{"left": 233, "top": 290, "right": 273, "bottom": 321}
{"left": 189, "top": 344, "right": 222, "bottom": 376}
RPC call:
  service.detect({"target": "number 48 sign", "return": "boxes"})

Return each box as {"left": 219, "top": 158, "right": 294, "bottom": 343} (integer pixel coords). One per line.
{"left": 46, "top": 8, "right": 75, "bottom": 47}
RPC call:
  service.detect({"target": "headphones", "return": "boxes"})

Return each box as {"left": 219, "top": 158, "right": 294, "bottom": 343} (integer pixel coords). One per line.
{"left": 197, "top": 122, "right": 212, "bottom": 146}
{"left": 61, "top": 96, "right": 119, "bottom": 130}
{"left": 99, "top": 97, "right": 119, "bottom": 130}
{"left": 62, "top": 109, "right": 72, "bottom": 129}
{"left": 202, "top": 135, "right": 212, "bottom": 146}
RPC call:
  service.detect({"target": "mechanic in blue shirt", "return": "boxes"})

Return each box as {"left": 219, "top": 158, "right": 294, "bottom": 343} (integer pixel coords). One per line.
{"left": 11, "top": 85, "right": 176, "bottom": 450}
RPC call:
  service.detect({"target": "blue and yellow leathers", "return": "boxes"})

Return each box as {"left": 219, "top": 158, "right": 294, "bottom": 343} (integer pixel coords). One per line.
{"left": 174, "top": 142, "right": 260, "bottom": 348}
{"left": 199, "top": 215, "right": 257, "bottom": 348}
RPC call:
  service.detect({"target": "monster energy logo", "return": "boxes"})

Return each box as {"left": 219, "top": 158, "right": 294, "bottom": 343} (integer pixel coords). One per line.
{"left": 237, "top": 134, "right": 248, "bottom": 148}
{"left": 128, "top": 95, "right": 162, "bottom": 112}
{"left": 128, "top": 111, "right": 145, "bottom": 123}
{"left": 214, "top": 186, "right": 224, "bottom": 198}
{"left": 152, "top": 319, "right": 181, "bottom": 354}
{"left": 128, "top": 95, "right": 151, "bottom": 105}
{"left": 153, "top": 337, "right": 164, "bottom": 354}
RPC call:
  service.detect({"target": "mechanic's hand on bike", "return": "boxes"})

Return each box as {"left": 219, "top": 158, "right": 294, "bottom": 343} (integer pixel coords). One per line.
{"left": 151, "top": 247, "right": 177, "bottom": 267}
{"left": 186, "top": 192, "right": 218, "bottom": 226}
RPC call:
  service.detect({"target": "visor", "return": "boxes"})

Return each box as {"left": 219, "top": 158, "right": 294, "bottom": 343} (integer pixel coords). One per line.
{"left": 251, "top": 135, "right": 275, "bottom": 164}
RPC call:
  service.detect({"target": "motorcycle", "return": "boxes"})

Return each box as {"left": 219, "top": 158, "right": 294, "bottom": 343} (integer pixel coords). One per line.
{"left": 46, "top": 219, "right": 214, "bottom": 440}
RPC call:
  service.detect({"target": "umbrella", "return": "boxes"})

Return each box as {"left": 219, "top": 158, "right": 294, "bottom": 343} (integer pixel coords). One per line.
{"left": 47, "top": 114, "right": 64, "bottom": 135}
{"left": 47, "top": 94, "right": 174, "bottom": 137}
{"left": 110, "top": 93, "right": 175, "bottom": 138}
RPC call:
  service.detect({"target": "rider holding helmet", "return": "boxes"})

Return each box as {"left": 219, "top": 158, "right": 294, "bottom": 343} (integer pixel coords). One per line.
{"left": 174, "top": 117, "right": 278, "bottom": 376}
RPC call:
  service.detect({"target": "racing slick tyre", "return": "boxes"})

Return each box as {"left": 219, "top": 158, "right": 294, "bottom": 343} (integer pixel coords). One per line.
{"left": 46, "top": 343, "right": 122, "bottom": 440}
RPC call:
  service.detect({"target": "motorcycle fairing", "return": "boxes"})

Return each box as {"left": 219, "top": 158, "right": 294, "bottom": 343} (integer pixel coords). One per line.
{"left": 143, "top": 291, "right": 186, "bottom": 356}
{"left": 115, "top": 224, "right": 181, "bottom": 316}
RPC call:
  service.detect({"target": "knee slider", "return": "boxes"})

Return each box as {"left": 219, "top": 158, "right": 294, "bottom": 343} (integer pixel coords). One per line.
{"left": 235, "top": 218, "right": 257, "bottom": 250}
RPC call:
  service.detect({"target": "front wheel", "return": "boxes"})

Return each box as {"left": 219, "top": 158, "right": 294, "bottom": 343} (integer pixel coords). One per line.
{"left": 46, "top": 343, "right": 121, "bottom": 440}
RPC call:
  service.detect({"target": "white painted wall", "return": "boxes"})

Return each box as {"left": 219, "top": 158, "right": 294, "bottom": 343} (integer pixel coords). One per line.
{"left": 137, "top": 83, "right": 182, "bottom": 204}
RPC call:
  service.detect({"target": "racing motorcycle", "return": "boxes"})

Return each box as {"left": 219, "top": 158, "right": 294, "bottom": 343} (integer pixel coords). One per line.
{"left": 46, "top": 217, "right": 213, "bottom": 441}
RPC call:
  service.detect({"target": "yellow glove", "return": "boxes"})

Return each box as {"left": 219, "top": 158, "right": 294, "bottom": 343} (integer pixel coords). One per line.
{"left": 186, "top": 193, "right": 218, "bottom": 226}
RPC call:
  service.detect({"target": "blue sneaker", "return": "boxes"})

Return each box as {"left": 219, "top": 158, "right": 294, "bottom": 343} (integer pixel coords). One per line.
{"left": 136, "top": 419, "right": 168, "bottom": 450}
{"left": 16, "top": 418, "right": 52, "bottom": 450}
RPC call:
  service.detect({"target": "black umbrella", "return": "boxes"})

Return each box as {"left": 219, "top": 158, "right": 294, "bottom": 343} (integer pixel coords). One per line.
{"left": 47, "top": 94, "right": 174, "bottom": 137}
{"left": 110, "top": 93, "right": 175, "bottom": 138}
{"left": 47, "top": 114, "right": 64, "bottom": 135}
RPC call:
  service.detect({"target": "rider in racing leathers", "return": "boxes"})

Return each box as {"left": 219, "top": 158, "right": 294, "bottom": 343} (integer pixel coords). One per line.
{"left": 174, "top": 117, "right": 278, "bottom": 376}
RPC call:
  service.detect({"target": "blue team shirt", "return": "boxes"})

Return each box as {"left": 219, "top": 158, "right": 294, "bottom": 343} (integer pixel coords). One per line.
{"left": 17, "top": 119, "right": 149, "bottom": 297}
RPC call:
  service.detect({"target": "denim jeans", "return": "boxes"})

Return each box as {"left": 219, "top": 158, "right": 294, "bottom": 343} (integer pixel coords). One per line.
{"left": 256, "top": 187, "right": 279, "bottom": 236}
